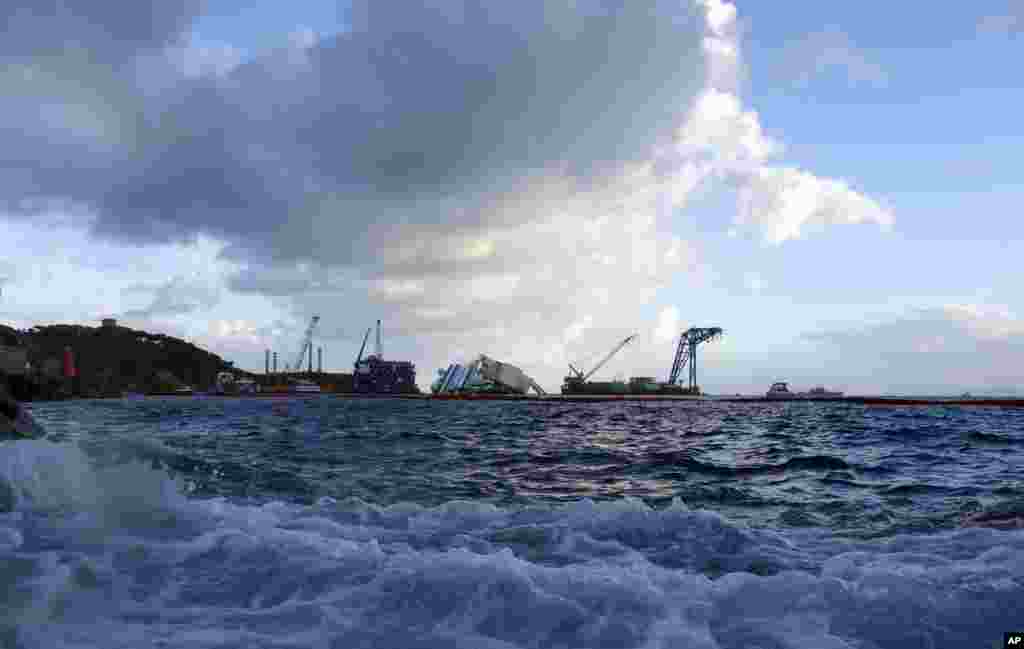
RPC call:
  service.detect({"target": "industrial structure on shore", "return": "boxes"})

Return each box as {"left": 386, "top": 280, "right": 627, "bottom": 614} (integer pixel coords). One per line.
{"left": 352, "top": 320, "right": 418, "bottom": 394}
{"left": 431, "top": 326, "right": 723, "bottom": 397}
{"left": 559, "top": 326, "right": 723, "bottom": 395}
{"left": 8, "top": 315, "right": 1024, "bottom": 404}
{"left": 215, "top": 316, "right": 420, "bottom": 396}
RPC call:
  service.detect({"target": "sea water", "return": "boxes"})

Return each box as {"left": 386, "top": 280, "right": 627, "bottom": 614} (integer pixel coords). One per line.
{"left": 2, "top": 397, "right": 1022, "bottom": 648}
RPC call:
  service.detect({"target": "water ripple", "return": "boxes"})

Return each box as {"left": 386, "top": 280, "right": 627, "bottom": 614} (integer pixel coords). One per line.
{"left": 22, "top": 397, "right": 1024, "bottom": 536}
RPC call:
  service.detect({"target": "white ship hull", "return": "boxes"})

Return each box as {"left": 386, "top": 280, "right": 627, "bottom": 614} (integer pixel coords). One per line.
{"left": 291, "top": 381, "right": 321, "bottom": 394}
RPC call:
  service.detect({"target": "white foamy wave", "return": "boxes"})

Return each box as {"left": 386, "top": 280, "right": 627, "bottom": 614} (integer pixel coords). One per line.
{"left": 0, "top": 439, "right": 185, "bottom": 513}
{"left": 0, "top": 446, "right": 1021, "bottom": 648}
{"left": 0, "top": 439, "right": 100, "bottom": 511}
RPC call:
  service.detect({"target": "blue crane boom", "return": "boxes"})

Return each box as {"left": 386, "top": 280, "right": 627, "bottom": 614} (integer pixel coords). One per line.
{"left": 668, "top": 327, "right": 722, "bottom": 394}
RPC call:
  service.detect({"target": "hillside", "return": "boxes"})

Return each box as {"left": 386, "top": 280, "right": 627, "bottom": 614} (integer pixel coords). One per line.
{"left": 0, "top": 322, "right": 240, "bottom": 398}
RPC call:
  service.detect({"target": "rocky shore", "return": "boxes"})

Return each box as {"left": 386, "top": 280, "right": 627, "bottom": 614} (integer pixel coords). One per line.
{"left": 0, "top": 376, "right": 45, "bottom": 439}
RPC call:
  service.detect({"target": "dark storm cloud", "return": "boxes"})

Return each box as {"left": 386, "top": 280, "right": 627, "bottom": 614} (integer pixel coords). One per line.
{"left": 0, "top": 0, "right": 205, "bottom": 229}
{"left": 0, "top": 1, "right": 204, "bottom": 61}
{"left": 1, "top": 0, "right": 709, "bottom": 269}
{"left": 120, "top": 277, "right": 221, "bottom": 318}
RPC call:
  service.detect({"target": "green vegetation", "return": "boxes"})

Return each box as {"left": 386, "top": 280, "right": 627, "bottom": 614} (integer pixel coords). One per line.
{"left": 0, "top": 322, "right": 240, "bottom": 398}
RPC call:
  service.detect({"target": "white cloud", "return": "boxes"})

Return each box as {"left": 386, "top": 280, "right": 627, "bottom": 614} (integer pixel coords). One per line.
{"left": 673, "top": 89, "right": 780, "bottom": 172}
{"left": 977, "top": 6, "right": 1023, "bottom": 36}
{"left": 0, "top": 0, "right": 897, "bottom": 390}
{"left": 654, "top": 307, "right": 681, "bottom": 343}
{"left": 736, "top": 168, "right": 894, "bottom": 244}
{"left": 656, "top": 27, "right": 892, "bottom": 247}
{"left": 943, "top": 303, "right": 1024, "bottom": 340}
{"left": 701, "top": 0, "right": 738, "bottom": 36}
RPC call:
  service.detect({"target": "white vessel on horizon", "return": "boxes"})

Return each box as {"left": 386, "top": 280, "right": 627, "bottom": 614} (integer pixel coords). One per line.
{"left": 766, "top": 382, "right": 843, "bottom": 399}
{"left": 292, "top": 380, "right": 322, "bottom": 394}
{"left": 766, "top": 382, "right": 792, "bottom": 399}
{"left": 801, "top": 386, "right": 844, "bottom": 399}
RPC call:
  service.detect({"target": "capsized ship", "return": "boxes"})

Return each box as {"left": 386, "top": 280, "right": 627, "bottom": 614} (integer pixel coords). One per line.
{"left": 433, "top": 355, "right": 545, "bottom": 396}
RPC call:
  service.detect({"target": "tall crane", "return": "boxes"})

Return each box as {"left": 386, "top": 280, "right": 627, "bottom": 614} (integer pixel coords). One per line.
{"left": 668, "top": 327, "right": 722, "bottom": 394}
{"left": 289, "top": 315, "right": 320, "bottom": 373}
{"left": 564, "top": 334, "right": 636, "bottom": 390}
{"left": 354, "top": 327, "right": 371, "bottom": 365}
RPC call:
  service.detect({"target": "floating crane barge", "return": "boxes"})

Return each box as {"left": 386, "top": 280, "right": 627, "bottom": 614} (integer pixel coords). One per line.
{"left": 559, "top": 326, "right": 723, "bottom": 395}
{"left": 353, "top": 320, "right": 418, "bottom": 395}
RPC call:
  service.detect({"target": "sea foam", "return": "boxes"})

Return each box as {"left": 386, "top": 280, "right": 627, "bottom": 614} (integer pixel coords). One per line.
{"left": 1, "top": 439, "right": 1021, "bottom": 648}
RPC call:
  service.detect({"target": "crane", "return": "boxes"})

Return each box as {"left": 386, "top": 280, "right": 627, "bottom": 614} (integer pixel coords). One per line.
{"left": 668, "top": 327, "right": 722, "bottom": 394}
{"left": 354, "top": 327, "right": 371, "bottom": 366}
{"left": 565, "top": 334, "right": 636, "bottom": 390}
{"left": 289, "top": 315, "right": 320, "bottom": 373}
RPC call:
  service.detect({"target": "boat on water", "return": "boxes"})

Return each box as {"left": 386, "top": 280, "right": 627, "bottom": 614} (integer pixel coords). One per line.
{"left": 802, "top": 386, "right": 844, "bottom": 399}
{"left": 766, "top": 382, "right": 793, "bottom": 399}
{"left": 291, "top": 380, "right": 322, "bottom": 394}
{"left": 766, "top": 382, "right": 843, "bottom": 399}
{"left": 214, "top": 372, "right": 262, "bottom": 396}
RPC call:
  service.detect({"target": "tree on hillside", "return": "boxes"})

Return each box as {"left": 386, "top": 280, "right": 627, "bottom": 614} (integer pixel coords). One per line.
{"left": 8, "top": 323, "right": 236, "bottom": 397}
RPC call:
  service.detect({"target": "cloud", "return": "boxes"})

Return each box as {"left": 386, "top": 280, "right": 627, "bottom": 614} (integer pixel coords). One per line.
{"left": 0, "top": 259, "right": 13, "bottom": 283}
{"left": 0, "top": 0, "right": 894, "bottom": 389}
{"left": 977, "top": 4, "right": 1023, "bottom": 36}
{"left": 0, "top": 1, "right": 202, "bottom": 61}
{"left": 736, "top": 167, "right": 894, "bottom": 244}
{"left": 121, "top": 276, "right": 222, "bottom": 319}
{"left": 805, "top": 305, "right": 1024, "bottom": 393}
{"left": 663, "top": 87, "right": 893, "bottom": 245}
{"left": 654, "top": 307, "right": 681, "bottom": 344}
{"left": 778, "top": 26, "right": 887, "bottom": 88}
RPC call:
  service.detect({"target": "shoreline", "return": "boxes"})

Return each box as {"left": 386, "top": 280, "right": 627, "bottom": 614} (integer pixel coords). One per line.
{"left": 30, "top": 393, "right": 1024, "bottom": 407}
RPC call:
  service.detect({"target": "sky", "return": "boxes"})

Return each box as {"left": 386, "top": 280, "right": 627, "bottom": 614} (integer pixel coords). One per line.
{"left": 0, "top": 0, "right": 1021, "bottom": 395}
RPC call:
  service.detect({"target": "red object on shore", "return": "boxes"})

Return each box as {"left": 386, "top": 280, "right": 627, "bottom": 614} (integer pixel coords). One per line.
{"left": 63, "top": 347, "right": 77, "bottom": 378}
